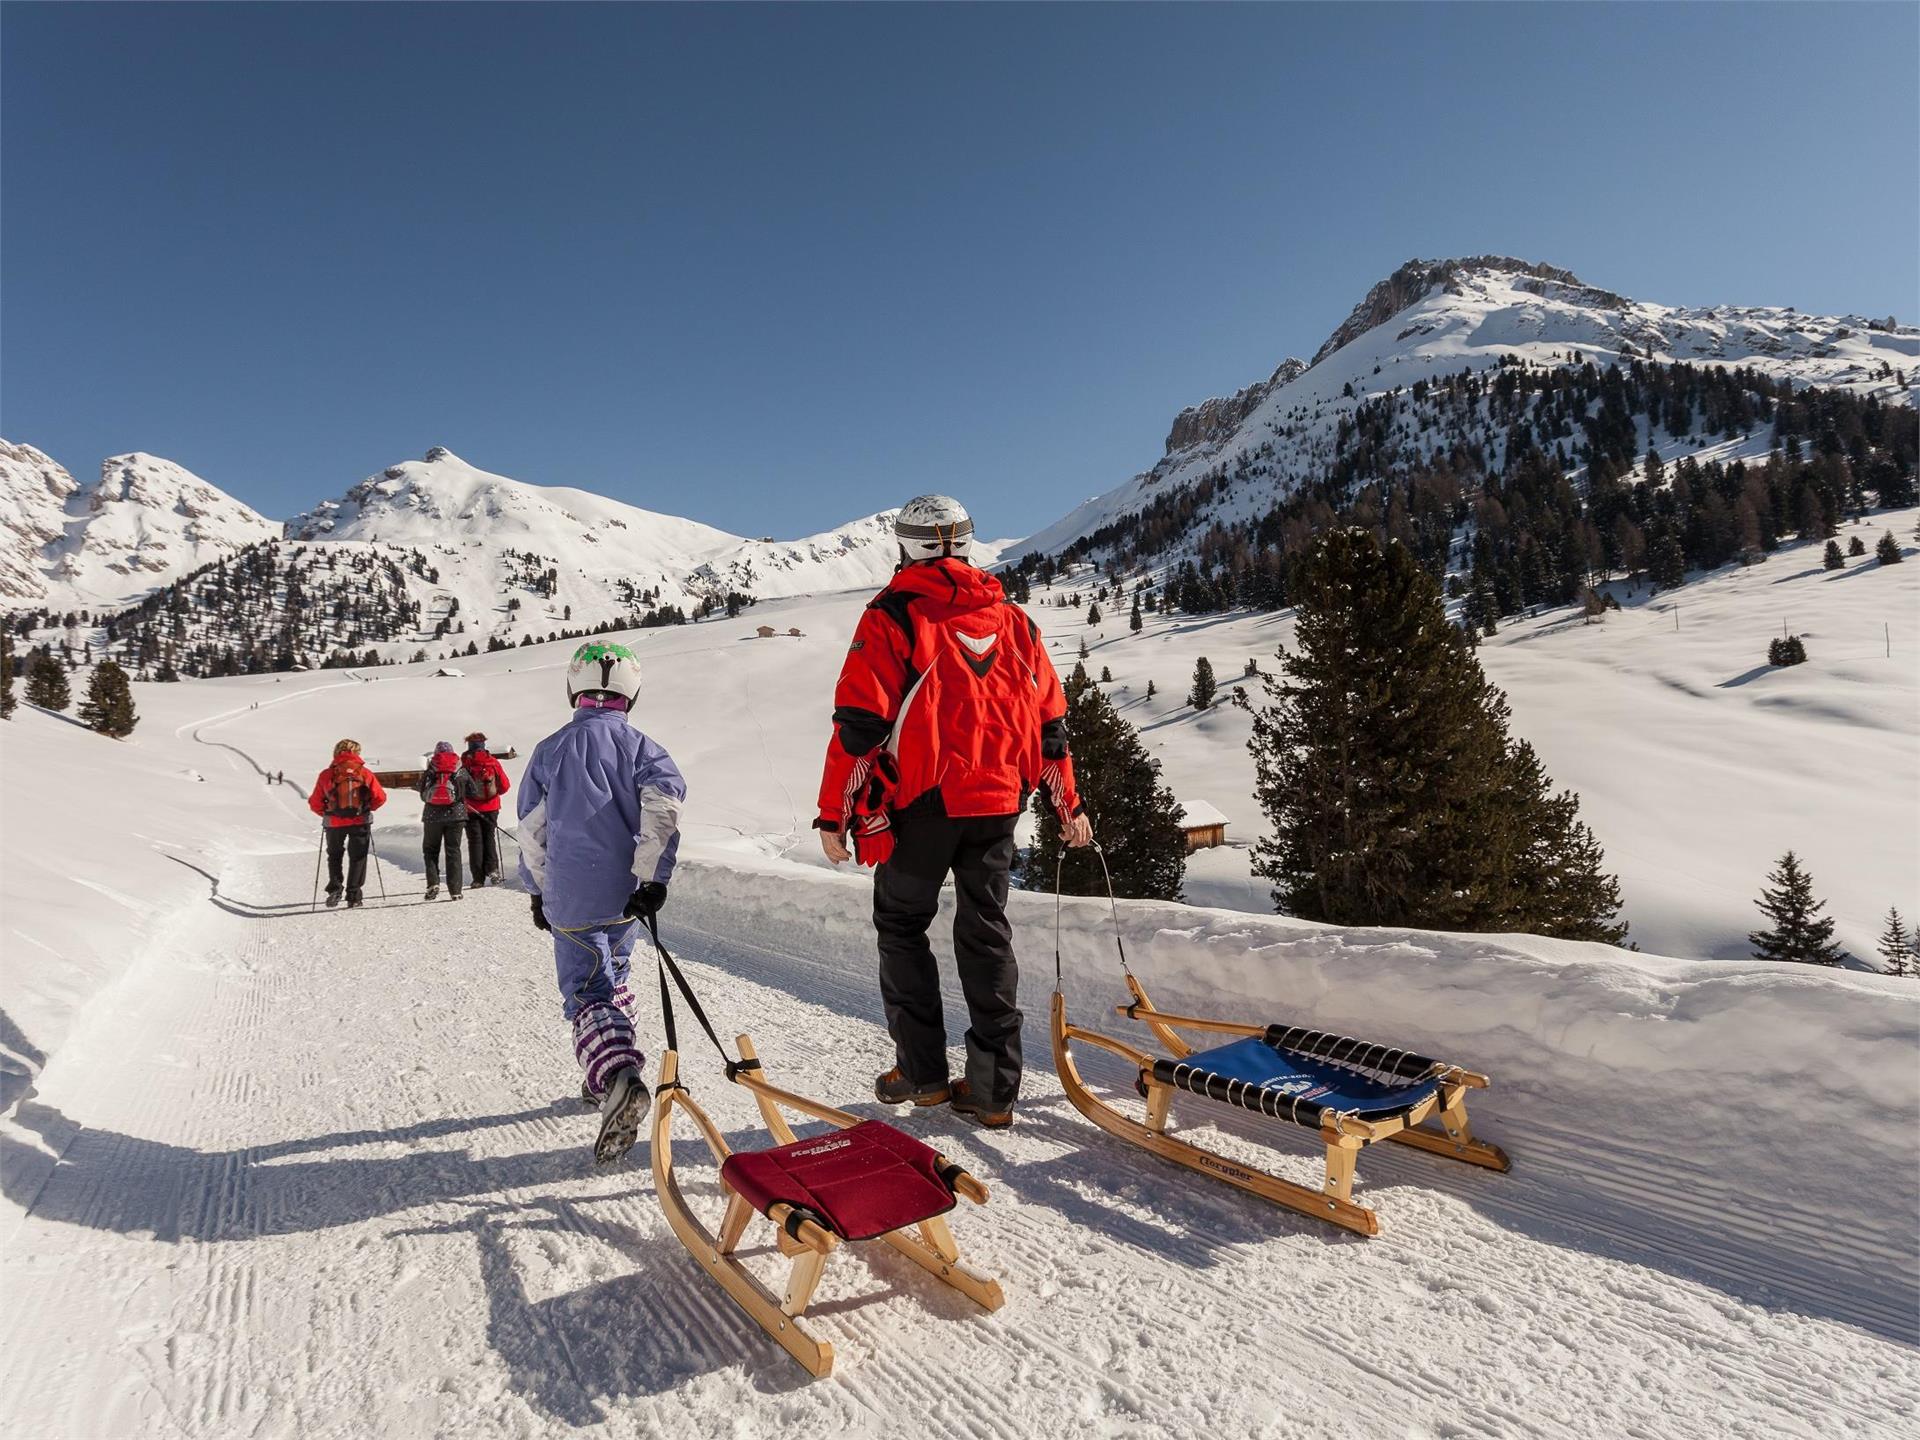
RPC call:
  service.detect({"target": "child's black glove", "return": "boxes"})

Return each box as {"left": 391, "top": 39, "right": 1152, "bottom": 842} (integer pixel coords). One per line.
{"left": 530, "top": 895, "right": 550, "bottom": 931}
{"left": 625, "top": 882, "right": 667, "bottom": 920}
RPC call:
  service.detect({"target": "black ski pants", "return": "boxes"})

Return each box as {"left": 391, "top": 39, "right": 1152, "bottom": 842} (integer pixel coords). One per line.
{"left": 422, "top": 817, "right": 465, "bottom": 894}
{"left": 325, "top": 825, "right": 371, "bottom": 901}
{"left": 465, "top": 812, "right": 500, "bottom": 885}
{"left": 874, "top": 813, "right": 1022, "bottom": 1109}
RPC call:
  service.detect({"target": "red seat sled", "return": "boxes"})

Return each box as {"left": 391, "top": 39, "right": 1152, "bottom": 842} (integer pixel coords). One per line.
{"left": 720, "top": 1119, "right": 958, "bottom": 1242}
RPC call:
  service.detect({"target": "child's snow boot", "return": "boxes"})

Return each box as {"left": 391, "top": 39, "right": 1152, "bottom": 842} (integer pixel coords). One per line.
{"left": 593, "top": 1066, "right": 651, "bottom": 1166}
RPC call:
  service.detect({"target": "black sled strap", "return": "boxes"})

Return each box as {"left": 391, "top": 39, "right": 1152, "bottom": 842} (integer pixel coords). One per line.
{"left": 645, "top": 914, "right": 760, "bottom": 1082}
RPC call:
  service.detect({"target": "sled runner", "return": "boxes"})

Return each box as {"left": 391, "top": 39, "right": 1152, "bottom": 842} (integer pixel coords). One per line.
{"left": 643, "top": 920, "right": 1004, "bottom": 1378}
{"left": 1049, "top": 848, "right": 1509, "bottom": 1237}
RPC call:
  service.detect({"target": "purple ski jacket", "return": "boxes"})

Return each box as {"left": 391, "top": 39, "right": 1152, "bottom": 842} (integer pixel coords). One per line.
{"left": 516, "top": 706, "right": 686, "bottom": 928}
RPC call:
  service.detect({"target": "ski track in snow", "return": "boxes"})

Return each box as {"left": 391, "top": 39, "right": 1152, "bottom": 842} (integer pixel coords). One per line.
{"left": 3, "top": 840, "right": 1916, "bottom": 1440}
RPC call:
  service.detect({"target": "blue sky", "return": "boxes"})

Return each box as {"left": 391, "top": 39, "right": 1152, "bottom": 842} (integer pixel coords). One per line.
{"left": 4, "top": 3, "right": 1916, "bottom": 541}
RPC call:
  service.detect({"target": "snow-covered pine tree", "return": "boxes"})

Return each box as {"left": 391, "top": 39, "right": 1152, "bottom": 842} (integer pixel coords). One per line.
{"left": 24, "top": 650, "right": 69, "bottom": 711}
{"left": 1748, "top": 851, "right": 1846, "bottom": 966}
{"left": 1024, "top": 668, "right": 1185, "bottom": 901}
{"left": 1188, "top": 656, "right": 1216, "bottom": 710}
{"left": 1876, "top": 907, "right": 1914, "bottom": 977}
{"left": 77, "top": 659, "right": 139, "bottom": 738}
{"left": 1247, "top": 527, "right": 1624, "bottom": 939}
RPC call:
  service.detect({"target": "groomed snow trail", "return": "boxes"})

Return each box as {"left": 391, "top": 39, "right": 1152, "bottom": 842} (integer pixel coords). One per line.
{"left": 2, "top": 846, "right": 1915, "bottom": 1439}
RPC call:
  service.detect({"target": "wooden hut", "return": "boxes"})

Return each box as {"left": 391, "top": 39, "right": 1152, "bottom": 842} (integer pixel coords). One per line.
{"left": 1177, "top": 799, "right": 1229, "bottom": 853}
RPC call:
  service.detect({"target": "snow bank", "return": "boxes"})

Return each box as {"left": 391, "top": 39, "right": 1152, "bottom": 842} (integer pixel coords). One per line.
{"left": 0, "top": 708, "right": 307, "bottom": 1112}
{"left": 674, "top": 851, "right": 1920, "bottom": 1333}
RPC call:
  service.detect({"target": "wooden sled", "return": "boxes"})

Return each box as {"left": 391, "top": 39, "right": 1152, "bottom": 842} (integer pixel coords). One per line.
{"left": 651, "top": 1035, "right": 1005, "bottom": 1379}
{"left": 1051, "top": 975, "right": 1509, "bottom": 1237}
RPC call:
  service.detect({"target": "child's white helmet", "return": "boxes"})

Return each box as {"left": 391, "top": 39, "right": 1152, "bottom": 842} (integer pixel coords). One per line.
{"left": 895, "top": 494, "right": 973, "bottom": 563}
{"left": 566, "top": 641, "right": 643, "bottom": 706}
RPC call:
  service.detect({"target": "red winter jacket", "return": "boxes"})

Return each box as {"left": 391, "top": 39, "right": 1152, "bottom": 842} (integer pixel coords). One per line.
{"left": 308, "top": 754, "right": 388, "bottom": 829}
{"left": 460, "top": 747, "right": 511, "bottom": 814}
{"left": 817, "top": 559, "right": 1081, "bottom": 829}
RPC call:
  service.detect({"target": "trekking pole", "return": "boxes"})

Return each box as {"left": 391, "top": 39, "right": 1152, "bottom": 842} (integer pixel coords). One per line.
{"left": 368, "top": 831, "right": 389, "bottom": 902}
{"left": 310, "top": 829, "right": 325, "bottom": 913}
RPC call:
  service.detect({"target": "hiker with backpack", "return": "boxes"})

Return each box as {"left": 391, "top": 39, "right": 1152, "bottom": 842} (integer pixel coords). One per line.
{"left": 518, "top": 642, "right": 685, "bottom": 1166}
{"left": 460, "top": 732, "right": 511, "bottom": 887}
{"left": 417, "top": 740, "right": 476, "bottom": 901}
{"left": 307, "top": 739, "right": 388, "bottom": 908}
{"left": 816, "top": 496, "right": 1092, "bottom": 1130}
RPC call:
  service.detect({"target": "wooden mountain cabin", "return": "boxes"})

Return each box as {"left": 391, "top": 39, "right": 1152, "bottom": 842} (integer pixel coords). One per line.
{"left": 755, "top": 625, "right": 778, "bottom": 639}
{"left": 1177, "top": 799, "right": 1229, "bottom": 853}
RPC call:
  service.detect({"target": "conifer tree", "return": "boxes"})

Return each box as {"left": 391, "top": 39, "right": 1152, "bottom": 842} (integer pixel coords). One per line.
{"left": 1748, "top": 851, "right": 1846, "bottom": 966}
{"left": 1877, "top": 531, "right": 1903, "bottom": 565}
{"left": 1025, "top": 669, "right": 1185, "bottom": 901}
{"left": 1823, "top": 540, "right": 1845, "bottom": 571}
{"left": 1247, "top": 527, "right": 1624, "bottom": 939}
{"left": 78, "top": 659, "right": 139, "bottom": 738}
{"left": 1145, "top": 679, "right": 1156, "bottom": 699}
{"left": 1847, "top": 534, "right": 1867, "bottom": 557}
{"left": 1188, "top": 656, "right": 1216, "bottom": 711}
{"left": 1129, "top": 596, "right": 1143, "bottom": 632}
{"left": 1087, "top": 602, "right": 1101, "bottom": 626}
{"left": 0, "top": 632, "right": 14, "bottom": 719}
{"left": 24, "top": 651, "right": 69, "bottom": 711}
{"left": 1877, "top": 907, "right": 1914, "bottom": 977}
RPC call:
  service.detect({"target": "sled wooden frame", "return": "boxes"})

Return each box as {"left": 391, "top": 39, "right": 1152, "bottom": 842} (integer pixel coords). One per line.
{"left": 1050, "top": 975, "right": 1510, "bottom": 1237}
{"left": 651, "top": 1035, "right": 1005, "bottom": 1379}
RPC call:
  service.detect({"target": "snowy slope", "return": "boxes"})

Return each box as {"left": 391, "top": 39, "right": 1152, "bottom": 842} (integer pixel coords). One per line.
{"left": 1020, "top": 257, "right": 1919, "bottom": 555}
{"left": 0, "top": 621, "right": 1915, "bottom": 1437}
{"left": 0, "top": 443, "right": 280, "bottom": 612}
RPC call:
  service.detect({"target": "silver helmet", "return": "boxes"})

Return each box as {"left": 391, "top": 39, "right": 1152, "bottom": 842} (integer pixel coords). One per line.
{"left": 894, "top": 494, "right": 974, "bottom": 563}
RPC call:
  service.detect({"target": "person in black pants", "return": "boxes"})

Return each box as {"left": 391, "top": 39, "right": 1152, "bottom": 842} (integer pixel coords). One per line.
{"left": 417, "top": 741, "right": 475, "bottom": 901}
{"left": 307, "top": 739, "right": 388, "bottom": 908}
{"left": 813, "top": 498, "right": 1091, "bottom": 1129}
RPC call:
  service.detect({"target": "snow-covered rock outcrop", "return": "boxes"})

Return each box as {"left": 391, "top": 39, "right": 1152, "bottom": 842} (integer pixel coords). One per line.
{"left": 1019, "top": 257, "right": 1918, "bottom": 555}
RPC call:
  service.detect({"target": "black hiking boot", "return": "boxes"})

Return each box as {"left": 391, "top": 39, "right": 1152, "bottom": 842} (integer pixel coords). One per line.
{"left": 949, "top": 1080, "right": 1014, "bottom": 1130}
{"left": 449, "top": 889, "right": 462, "bottom": 901}
{"left": 425, "top": 885, "right": 439, "bottom": 901}
{"left": 593, "top": 1066, "right": 651, "bottom": 1167}
{"left": 324, "top": 889, "right": 342, "bottom": 909}
{"left": 875, "top": 1067, "right": 952, "bottom": 1107}
{"left": 346, "top": 895, "right": 364, "bottom": 909}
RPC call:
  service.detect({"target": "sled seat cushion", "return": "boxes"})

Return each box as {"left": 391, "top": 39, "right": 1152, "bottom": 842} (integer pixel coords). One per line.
{"left": 720, "top": 1119, "right": 958, "bottom": 1241}
{"left": 1152, "top": 1035, "right": 1443, "bottom": 1129}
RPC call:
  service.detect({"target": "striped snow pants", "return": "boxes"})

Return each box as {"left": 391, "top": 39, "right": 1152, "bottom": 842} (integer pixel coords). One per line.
{"left": 553, "top": 920, "right": 644, "bottom": 1101}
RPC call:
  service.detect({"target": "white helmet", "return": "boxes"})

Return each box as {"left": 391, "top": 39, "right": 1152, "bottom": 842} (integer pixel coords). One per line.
{"left": 895, "top": 494, "right": 973, "bottom": 563}
{"left": 566, "top": 640, "right": 643, "bottom": 707}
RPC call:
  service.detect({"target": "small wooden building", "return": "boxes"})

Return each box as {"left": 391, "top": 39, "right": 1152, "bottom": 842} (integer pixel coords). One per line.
{"left": 1177, "top": 799, "right": 1229, "bottom": 853}
{"left": 755, "top": 625, "right": 778, "bottom": 639}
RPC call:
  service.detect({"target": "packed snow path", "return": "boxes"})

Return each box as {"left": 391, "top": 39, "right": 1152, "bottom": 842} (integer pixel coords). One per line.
{"left": 2, "top": 844, "right": 1914, "bottom": 1439}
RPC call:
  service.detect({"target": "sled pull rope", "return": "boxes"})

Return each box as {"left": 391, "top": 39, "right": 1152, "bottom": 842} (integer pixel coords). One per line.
{"left": 1052, "top": 831, "right": 1132, "bottom": 995}
{"left": 643, "top": 914, "right": 761, "bottom": 1083}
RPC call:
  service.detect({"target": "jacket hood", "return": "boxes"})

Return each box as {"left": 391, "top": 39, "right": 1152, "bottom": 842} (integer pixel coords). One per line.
{"left": 331, "top": 752, "right": 368, "bottom": 772}
{"left": 887, "top": 558, "right": 1004, "bottom": 611}
{"left": 429, "top": 751, "right": 459, "bottom": 773}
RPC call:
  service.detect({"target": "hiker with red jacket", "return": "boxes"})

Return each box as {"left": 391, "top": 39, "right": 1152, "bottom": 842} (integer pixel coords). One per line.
{"left": 417, "top": 740, "right": 476, "bottom": 901}
{"left": 460, "top": 731, "right": 511, "bottom": 887}
{"left": 307, "top": 739, "right": 388, "bottom": 908}
{"left": 816, "top": 495, "right": 1092, "bottom": 1129}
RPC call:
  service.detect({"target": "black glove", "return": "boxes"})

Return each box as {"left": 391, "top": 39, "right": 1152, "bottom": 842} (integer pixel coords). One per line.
{"left": 625, "top": 881, "right": 667, "bottom": 921}
{"left": 530, "top": 895, "right": 550, "bottom": 932}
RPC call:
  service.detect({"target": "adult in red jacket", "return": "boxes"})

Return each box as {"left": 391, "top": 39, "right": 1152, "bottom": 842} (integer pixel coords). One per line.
{"left": 460, "top": 732, "right": 512, "bottom": 887}
{"left": 816, "top": 496, "right": 1091, "bottom": 1128}
{"left": 307, "top": 738, "right": 388, "bottom": 908}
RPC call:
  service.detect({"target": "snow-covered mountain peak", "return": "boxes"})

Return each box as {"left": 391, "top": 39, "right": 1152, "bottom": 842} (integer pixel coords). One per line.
{"left": 1, "top": 443, "right": 276, "bottom": 610}
{"left": 1017, "top": 260, "right": 1916, "bottom": 556}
